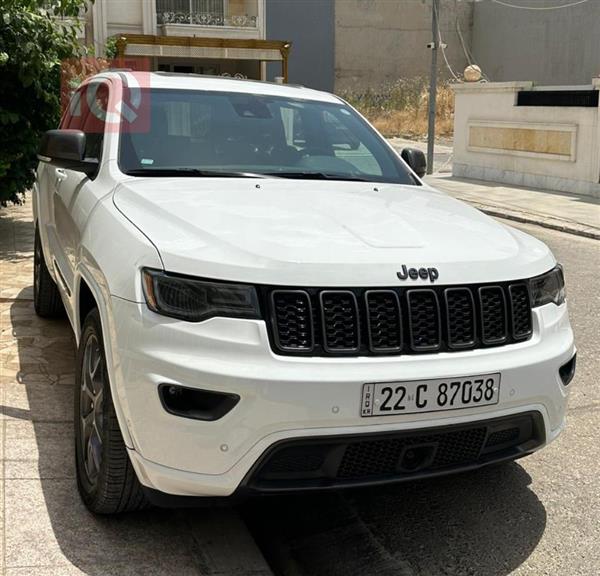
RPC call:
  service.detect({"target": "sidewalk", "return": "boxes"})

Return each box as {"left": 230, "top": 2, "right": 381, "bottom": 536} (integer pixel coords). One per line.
{"left": 425, "top": 174, "right": 600, "bottom": 240}
{"left": 386, "top": 136, "right": 600, "bottom": 239}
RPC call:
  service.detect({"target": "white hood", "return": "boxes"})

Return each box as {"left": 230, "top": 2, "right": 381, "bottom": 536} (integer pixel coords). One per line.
{"left": 113, "top": 178, "right": 555, "bottom": 286}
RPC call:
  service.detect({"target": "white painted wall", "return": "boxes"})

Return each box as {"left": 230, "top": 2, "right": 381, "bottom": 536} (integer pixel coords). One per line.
{"left": 452, "top": 81, "right": 600, "bottom": 198}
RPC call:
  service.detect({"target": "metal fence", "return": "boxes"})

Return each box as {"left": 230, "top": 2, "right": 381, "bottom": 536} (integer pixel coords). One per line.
{"left": 156, "top": 0, "right": 258, "bottom": 27}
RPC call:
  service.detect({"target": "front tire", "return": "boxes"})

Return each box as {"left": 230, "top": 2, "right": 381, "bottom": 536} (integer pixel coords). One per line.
{"left": 33, "top": 226, "right": 64, "bottom": 318}
{"left": 75, "top": 308, "right": 147, "bottom": 514}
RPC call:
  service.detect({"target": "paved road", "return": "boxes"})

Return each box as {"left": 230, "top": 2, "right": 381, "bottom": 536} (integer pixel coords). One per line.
{"left": 246, "top": 221, "right": 600, "bottom": 576}
{"left": 1, "top": 203, "right": 598, "bottom": 575}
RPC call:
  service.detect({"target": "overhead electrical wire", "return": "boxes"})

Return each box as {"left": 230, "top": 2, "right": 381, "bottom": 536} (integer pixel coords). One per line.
{"left": 433, "top": 0, "right": 462, "bottom": 81}
{"left": 491, "top": 0, "right": 589, "bottom": 11}
{"left": 455, "top": 17, "right": 491, "bottom": 81}
{"left": 456, "top": 18, "right": 473, "bottom": 66}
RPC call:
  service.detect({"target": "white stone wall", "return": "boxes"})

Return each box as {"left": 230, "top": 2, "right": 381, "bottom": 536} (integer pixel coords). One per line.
{"left": 452, "top": 81, "right": 600, "bottom": 198}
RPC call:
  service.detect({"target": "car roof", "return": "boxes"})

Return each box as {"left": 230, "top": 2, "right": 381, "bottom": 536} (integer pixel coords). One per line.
{"left": 88, "top": 71, "right": 343, "bottom": 104}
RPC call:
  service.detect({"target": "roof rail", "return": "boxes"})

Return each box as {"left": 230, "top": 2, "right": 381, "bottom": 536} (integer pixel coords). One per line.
{"left": 151, "top": 71, "right": 306, "bottom": 89}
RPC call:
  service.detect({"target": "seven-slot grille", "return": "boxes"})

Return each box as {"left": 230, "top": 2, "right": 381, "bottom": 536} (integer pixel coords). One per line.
{"left": 267, "top": 282, "right": 532, "bottom": 357}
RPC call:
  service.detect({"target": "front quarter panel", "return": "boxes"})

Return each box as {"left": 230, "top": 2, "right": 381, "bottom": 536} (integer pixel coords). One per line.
{"left": 77, "top": 191, "right": 162, "bottom": 320}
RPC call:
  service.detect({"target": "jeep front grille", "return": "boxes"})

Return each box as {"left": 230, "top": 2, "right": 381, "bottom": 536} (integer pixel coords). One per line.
{"left": 320, "top": 290, "right": 360, "bottom": 352}
{"left": 271, "top": 290, "right": 314, "bottom": 351}
{"left": 445, "top": 288, "right": 476, "bottom": 349}
{"left": 407, "top": 289, "right": 441, "bottom": 351}
{"left": 365, "top": 290, "right": 402, "bottom": 352}
{"left": 264, "top": 281, "right": 532, "bottom": 357}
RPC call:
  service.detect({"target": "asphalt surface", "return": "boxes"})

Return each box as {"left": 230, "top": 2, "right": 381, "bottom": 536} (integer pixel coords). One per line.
{"left": 244, "top": 221, "right": 600, "bottom": 576}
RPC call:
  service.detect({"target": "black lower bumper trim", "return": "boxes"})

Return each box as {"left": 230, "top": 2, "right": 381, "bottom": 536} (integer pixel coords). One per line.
{"left": 241, "top": 411, "right": 545, "bottom": 493}
{"left": 140, "top": 412, "right": 545, "bottom": 507}
{"left": 559, "top": 353, "right": 577, "bottom": 386}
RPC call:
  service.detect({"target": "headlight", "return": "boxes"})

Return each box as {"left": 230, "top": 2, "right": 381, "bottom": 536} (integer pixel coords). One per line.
{"left": 529, "top": 265, "right": 565, "bottom": 307}
{"left": 142, "top": 269, "right": 261, "bottom": 322}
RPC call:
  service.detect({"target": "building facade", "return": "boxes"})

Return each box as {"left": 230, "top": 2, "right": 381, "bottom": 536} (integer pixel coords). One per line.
{"left": 83, "top": 0, "right": 470, "bottom": 91}
{"left": 86, "top": 0, "right": 291, "bottom": 82}
{"left": 82, "top": 0, "right": 600, "bottom": 93}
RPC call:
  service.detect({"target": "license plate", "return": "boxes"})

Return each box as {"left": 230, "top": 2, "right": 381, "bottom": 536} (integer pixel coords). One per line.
{"left": 360, "top": 373, "right": 501, "bottom": 417}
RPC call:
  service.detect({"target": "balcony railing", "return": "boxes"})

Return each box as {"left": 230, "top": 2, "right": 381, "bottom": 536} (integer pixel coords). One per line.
{"left": 156, "top": 0, "right": 258, "bottom": 28}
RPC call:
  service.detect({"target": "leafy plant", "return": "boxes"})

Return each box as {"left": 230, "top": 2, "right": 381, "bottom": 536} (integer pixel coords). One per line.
{"left": 0, "top": 0, "right": 89, "bottom": 205}
{"left": 104, "top": 35, "right": 118, "bottom": 60}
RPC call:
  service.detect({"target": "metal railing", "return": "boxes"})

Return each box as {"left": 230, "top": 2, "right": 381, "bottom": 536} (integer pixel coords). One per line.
{"left": 156, "top": 0, "right": 258, "bottom": 27}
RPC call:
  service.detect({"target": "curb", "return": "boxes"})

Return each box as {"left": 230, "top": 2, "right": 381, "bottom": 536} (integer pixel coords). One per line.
{"left": 463, "top": 200, "right": 600, "bottom": 241}
{"left": 424, "top": 175, "right": 600, "bottom": 241}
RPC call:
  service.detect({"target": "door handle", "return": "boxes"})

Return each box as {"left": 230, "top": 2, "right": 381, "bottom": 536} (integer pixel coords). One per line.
{"left": 54, "top": 168, "right": 67, "bottom": 191}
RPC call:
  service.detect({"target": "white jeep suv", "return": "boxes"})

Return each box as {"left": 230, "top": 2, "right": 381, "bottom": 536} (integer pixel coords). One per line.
{"left": 34, "top": 72, "right": 576, "bottom": 514}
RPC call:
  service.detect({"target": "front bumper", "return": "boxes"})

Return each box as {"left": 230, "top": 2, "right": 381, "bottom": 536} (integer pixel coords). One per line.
{"left": 107, "top": 296, "right": 574, "bottom": 497}
{"left": 243, "top": 411, "right": 546, "bottom": 493}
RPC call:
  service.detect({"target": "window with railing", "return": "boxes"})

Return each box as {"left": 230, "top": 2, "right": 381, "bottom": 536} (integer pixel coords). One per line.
{"left": 156, "top": 0, "right": 258, "bottom": 28}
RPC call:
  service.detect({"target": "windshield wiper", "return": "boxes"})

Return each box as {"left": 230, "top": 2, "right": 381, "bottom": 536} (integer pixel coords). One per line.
{"left": 264, "top": 171, "right": 368, "bottom": 182}
{"left": 125, "top": 167, "right": 371, "bottom": 182}
{"left": 124, "top": 168, "right": 272, "bottom": 178}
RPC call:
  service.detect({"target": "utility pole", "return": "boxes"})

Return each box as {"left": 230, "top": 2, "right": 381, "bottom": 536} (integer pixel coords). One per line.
{"left": 427, "top": 0, "right": 440, "bottom": 175}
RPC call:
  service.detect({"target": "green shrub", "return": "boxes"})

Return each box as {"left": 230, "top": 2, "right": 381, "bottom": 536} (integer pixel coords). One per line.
{"left": 0, "top": 0, "right": 88, "bottom": 205}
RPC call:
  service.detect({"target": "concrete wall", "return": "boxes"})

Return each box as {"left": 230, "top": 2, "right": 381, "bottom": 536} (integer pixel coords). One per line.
{"left": 334, "top": 0, "right": 473, "bottom": 91}
{"left": 265, "top": 0, "right": 335, "bottom": 91}
{"left": 452, "top": 81, "right": 600, "bottom": 197}
{"left": 472, "top": 0, "right": 600, "bottom": 86}
{"left": 105, "top": 0, "right": 144, "bottom": 37}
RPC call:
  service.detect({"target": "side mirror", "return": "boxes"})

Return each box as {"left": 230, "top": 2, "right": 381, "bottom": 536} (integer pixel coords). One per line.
{"left": 401, "top": 147, "right": 427, "bottom": 178}
{"left": 37, "top": 129, "right": 98, "bottom": 176}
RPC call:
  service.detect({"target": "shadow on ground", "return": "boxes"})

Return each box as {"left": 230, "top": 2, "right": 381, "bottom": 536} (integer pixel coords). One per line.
{"left": 6, "top": 291, "right": 204, "bottom": 575}
{"left": 244, "top": 452, "right": 546, "bottom": 576}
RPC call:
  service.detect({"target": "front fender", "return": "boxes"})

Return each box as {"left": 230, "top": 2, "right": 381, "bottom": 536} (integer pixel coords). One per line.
{"left": 75, "top": 194, "right": 162, "bottom": 451}
{"left": 75, "top": 265, "right": 136, "bottom": 449}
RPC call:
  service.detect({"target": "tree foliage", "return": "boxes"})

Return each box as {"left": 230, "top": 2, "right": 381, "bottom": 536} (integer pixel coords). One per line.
{"left": 0, "top": 0, "right": 88, "bottom": 204}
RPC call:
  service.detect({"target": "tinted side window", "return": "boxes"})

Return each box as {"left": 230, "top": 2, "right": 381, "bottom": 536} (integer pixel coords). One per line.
{"left": 63, "top": 89, "right": 84, "bottom": 129}
{"left": 81, "top": 83, "right": 109, "bottom": 160}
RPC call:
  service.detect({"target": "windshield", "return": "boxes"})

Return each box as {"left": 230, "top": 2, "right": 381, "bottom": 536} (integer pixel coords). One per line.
{"left": 119, "top": 89, "right": 418, "bottom": 184}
